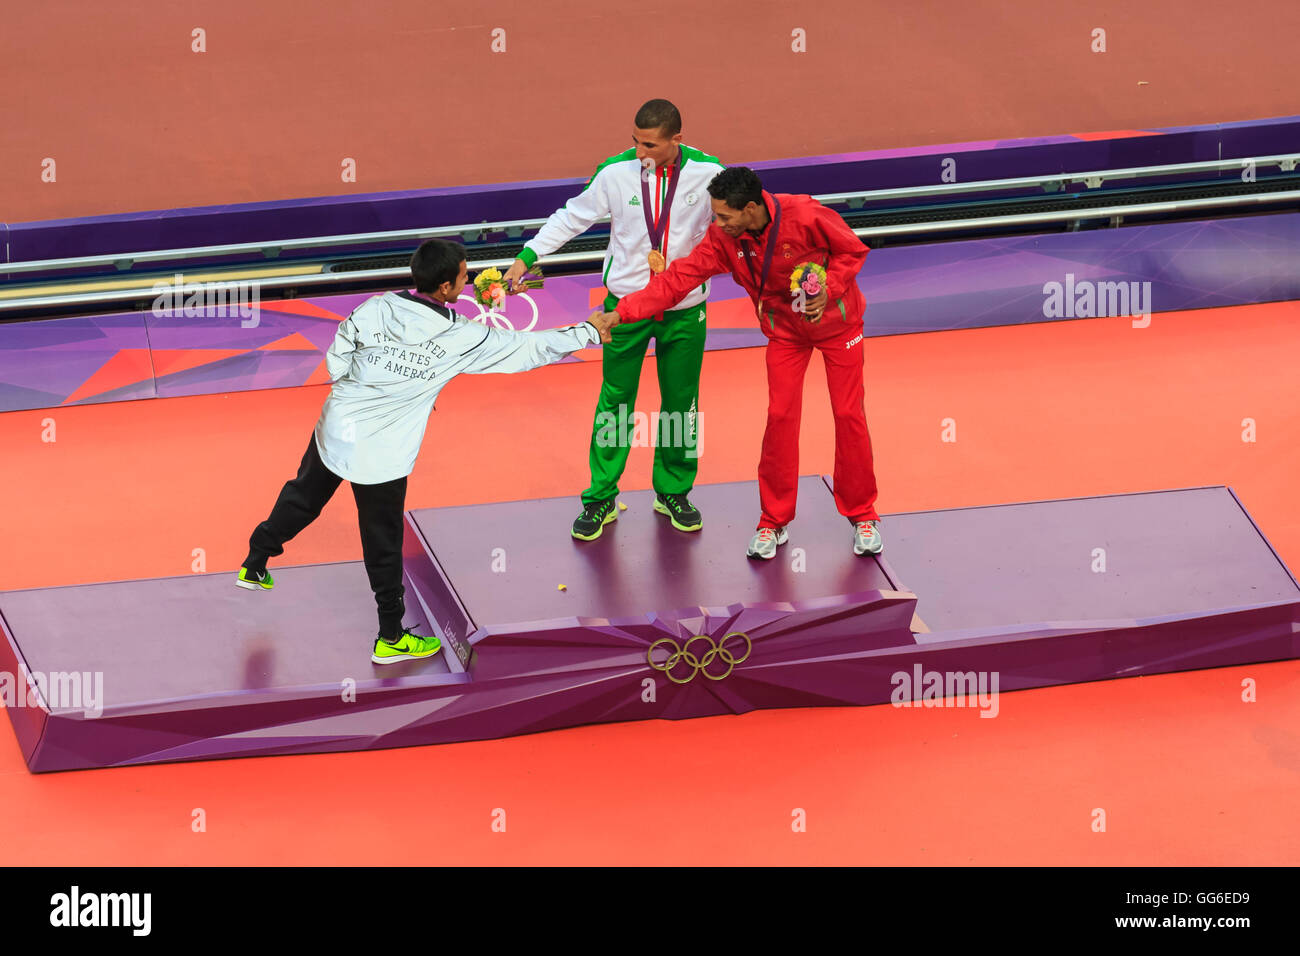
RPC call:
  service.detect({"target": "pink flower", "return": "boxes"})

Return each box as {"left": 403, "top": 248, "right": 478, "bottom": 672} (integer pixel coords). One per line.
{"left": 801, "top": 274, "right": 822, "bottom": 296}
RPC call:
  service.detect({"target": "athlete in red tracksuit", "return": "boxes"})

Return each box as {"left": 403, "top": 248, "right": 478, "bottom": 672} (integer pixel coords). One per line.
{"left": 607, "top": 165, "right": 882, "bottom": 559}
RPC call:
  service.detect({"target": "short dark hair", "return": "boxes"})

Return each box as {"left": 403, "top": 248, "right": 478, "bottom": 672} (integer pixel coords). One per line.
{"left": 634, "top": 98, "right": 681, "bottom": 137}
{"left": 708, "top": 166, "right": 764, "bottom": 210}
{"left": 410, "top": 238, "right": 465, "bottom": 293}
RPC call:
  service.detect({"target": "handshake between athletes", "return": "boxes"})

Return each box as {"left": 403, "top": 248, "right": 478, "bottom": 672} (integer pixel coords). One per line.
{"left": 586, "top": 308, "right": 620, "bottom": 343}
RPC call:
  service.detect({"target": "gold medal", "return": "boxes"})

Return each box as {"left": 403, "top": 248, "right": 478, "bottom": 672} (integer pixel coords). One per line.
{"left": 647, "top": 250, "right": 666, "bottom": 274}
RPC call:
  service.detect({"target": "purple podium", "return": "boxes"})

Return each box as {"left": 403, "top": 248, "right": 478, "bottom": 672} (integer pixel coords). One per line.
{"left": 2, "top": 478, "right": 1298, "bottom": 771}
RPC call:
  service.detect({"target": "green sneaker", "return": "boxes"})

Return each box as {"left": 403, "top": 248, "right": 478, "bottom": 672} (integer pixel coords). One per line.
{"left": 571, "top": 497, "right": 617, "bottom": 541}
{"left": 235, "top": 567, "right": 274, "bottom": 591}
{"left": 653, "top": 493, "right": 702, "bottom": 532}
{"left": 371, "top": 628, "right": 442, "bottom": 665}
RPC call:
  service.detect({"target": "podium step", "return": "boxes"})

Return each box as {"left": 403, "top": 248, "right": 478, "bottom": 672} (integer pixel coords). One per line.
{"left": 2, "top": 479, "right": 1296, "bottom": 771}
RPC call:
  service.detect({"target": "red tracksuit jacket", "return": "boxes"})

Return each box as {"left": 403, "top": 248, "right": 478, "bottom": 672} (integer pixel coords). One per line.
{"left": 614, "top": 190, "right": 868, "bottom": 336}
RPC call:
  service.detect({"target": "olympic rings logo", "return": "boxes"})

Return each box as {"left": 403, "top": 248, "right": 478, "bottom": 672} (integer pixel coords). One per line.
{"left": 456, "top": 292, "right": 540, "bottom": 331}
{"left": 647, "top": 632, "right": 752, "bottom": 684}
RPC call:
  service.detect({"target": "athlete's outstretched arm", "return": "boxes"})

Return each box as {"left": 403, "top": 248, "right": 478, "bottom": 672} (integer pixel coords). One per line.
{"left": 612, "top": 229, "right": 730, "bottom": 322}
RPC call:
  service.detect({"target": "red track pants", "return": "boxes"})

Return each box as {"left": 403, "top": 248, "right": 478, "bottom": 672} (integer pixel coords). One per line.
{"left": 757, "top": 316, "right": 880, "bottom": 529}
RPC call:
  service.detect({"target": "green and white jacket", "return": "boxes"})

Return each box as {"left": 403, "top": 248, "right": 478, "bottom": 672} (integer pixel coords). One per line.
{"left": 518, "top": 145, "right": 725, "bottom": 310}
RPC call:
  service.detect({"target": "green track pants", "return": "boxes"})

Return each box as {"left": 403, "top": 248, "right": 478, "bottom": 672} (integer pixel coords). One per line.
{"left": 582, "top": 292, "right": 706, "bottom": 505}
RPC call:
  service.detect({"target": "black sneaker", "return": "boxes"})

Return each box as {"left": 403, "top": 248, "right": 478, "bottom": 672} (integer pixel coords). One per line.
{"left": 653, "top": 493, "right": 702, "bottom": 532}
{"left": 572, "top": 498, "right": 617, "bottom": 540}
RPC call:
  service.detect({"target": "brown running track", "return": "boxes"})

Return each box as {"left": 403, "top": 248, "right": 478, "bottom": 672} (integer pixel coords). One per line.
{"left": 1, "top": 0, "right": 1297, "bottom": 222}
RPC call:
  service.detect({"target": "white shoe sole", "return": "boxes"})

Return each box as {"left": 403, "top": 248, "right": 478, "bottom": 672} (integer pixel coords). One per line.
{"left": 371, "top": 652, "right": 434, "bottom": 664}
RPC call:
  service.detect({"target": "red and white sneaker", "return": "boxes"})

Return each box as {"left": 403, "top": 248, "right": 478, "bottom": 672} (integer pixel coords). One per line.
{"left": 746, "top": 526, "right": 789, "bottom": 560}
{"left": 853, "top": 520, "right": 883, "bottom": 556}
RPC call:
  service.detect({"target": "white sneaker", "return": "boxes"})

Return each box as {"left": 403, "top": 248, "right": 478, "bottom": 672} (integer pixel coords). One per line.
{"left": 746, "top": 526, "right": 788, "bottom": 560}
{"left": 853, "top": 520, "right": 883, "bottom": 555}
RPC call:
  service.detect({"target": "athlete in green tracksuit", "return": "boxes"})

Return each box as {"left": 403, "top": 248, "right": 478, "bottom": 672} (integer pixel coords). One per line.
{"left": 503, "top": 98, "right": 725, "bottom": 540}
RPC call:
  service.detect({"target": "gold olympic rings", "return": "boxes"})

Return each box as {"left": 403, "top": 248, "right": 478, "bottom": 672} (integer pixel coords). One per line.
{"left": 647, "top": 632, "right": 752, "bottom": 684}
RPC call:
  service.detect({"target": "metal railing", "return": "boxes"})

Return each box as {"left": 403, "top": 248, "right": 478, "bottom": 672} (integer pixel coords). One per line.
{"left": 2, "top": 153, "right": 1297, "bottom": 314}
{"left": 815, "top": 153, "right": 1300, "bottom": 207}
{"left": 0, "top": 216, "right": 553, "bottom": 277}
{"left": 852, "top": 188, "right": 1300, "bottom": 238}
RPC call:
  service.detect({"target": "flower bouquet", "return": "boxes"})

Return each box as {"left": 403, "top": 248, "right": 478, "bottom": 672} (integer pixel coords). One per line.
{"left": 789, "top": 262, "right": 828, "bottom": 322}
{"left": 473, "top": 266, "right": 544, "bottom": 310}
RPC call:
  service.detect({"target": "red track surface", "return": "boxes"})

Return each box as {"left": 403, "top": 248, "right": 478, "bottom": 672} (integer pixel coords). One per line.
{"left": 1, "top": 301, "right": 1297, "bottom": 864}
{"left": 3, "top": 0, "right": 1299, "bottom": 222}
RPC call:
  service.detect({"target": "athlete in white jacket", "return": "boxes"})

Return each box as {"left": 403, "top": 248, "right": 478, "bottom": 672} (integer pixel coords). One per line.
{"left": 503, "top": 99, "right": 725, "bottom": 541}
{"left": 237, "top": 239, "right": 618, "bottom": 664}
